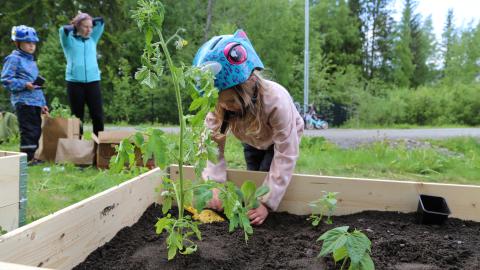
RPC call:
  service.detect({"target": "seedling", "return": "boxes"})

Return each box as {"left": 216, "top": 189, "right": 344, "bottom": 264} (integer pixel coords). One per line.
{"left": 308, "top": 191, "right": 338, "bottom": 225}
{"left": 317, "top": 226, "right": 374, "bottom": 270}
{"left": 220, "top": 180, "right": 269, "bottom": 241}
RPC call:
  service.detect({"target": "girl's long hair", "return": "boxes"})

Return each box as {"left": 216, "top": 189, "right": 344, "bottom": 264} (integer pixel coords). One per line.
{"left": 213, "top": 70, "right": 268, "bottom": 138}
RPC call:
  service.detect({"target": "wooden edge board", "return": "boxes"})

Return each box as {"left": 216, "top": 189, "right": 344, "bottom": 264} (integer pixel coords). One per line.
{"left": 0, "top": 168, "right": 164, "bottom": 270}
{"left": 0, "top": 154, "right": 21, "bottom": 207}
{"left": 170, "top": 165, "right": 480, "bottom": 222}
{"left": 0, "top": 151, "right": 27, "bottom": 158}
{"left": 0, "top": 203, "right": 19, "bottom": 233}
{"left": 0, "top": 262, "right": 53, "bottom": 270}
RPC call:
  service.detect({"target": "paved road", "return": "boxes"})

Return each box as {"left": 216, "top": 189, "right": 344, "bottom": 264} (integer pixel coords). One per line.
{"left": 302, "top": 128, "right": 480, "bottom": 148}
{"left": 98, "top": 126, "right": 480, "bottom": 148}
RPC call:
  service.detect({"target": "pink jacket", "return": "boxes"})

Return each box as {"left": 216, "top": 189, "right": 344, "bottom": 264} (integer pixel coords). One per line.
{"left": 202, "top": 80, "right": 304, "bottom": 210}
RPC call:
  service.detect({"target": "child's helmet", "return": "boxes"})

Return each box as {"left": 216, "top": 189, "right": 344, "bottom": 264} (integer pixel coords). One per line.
{"left": 193, "top": 29, "right": 264, "bottom": 91}
{"left": 11, "top": 25, "right": 39, "bottom": 42}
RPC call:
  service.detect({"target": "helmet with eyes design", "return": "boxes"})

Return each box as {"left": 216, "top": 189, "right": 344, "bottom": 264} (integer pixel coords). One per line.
{"left": 193, "top": 29, "right": 264, "bottom": 92}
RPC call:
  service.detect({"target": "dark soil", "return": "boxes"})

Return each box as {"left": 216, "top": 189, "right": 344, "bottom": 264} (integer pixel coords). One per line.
{"left": 74, "top": 204, "right": 480, "bottom": 270}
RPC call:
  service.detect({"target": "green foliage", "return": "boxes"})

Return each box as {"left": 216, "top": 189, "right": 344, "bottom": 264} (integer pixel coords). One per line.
{"left": 0, "top": 111, "right": 18, "bottom": 143}
{"left": 318, "top": 226, "right": 374, "bottom": 270}
{"left": 217, "top": 180, "right": 269, "bottom": 241}
{"left": 49, "top": 97, "right": 73, "bottom": 118}
{"left": 155, "top": 214, "right": 201, "bottom": 260}
{"left": 308, "top": 191, "right": 338, "bottom": 225}
{"left": 240, "top": 180, "right": 269, "bottom": 209}
{"left": 37, "top": 27, "right": 68, "bottom": 105}
{"left": 350, "top": 83, "right": 480, "bottom": 126}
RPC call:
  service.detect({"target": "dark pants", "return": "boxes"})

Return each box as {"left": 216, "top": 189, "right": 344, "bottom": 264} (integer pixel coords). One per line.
{"left": 243, "top": 144, "right": 274, "bottom": 172}
{"left": 67, "top": 81, "right": 104, "bottom": 136}
{"left": 15, "top": 104, "right": 42, "bottom": 161}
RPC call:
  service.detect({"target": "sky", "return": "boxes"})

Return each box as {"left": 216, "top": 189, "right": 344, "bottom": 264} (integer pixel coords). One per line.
{"left": 393, "top": 0, "right": 480, "bottom": 39}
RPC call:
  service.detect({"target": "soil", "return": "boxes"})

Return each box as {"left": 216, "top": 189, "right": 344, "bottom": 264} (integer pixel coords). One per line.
{"left": 74, "top": 204, "right": 480, "bottom": 270}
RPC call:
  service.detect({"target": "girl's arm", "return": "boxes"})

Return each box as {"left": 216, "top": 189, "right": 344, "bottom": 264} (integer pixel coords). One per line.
{"left": 261, "top": 91, "right": 304, "bottom": 211}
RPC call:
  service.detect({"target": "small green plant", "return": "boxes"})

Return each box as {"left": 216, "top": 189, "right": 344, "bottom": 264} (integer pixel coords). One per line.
{"left": 318, "top": 226, "right": 374, "bottom": 270}
{"left": 49, "top": 97, "right": 72, "bottom": 118}
{"left": 308, "top": 191, "right": 338, "bottom": 225}
{"left": 217, "top": 180, "right": 269, "bottom": 241}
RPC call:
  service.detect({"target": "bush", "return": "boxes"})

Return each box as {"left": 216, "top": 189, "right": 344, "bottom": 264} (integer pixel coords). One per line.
{"left": 349, "top": 82, "right": 480, "bottom": 126}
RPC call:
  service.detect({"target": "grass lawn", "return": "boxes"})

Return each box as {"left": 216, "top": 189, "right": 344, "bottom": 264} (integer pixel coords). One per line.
{"left": 1, "top": 134, "right": 479, "bottom": 226}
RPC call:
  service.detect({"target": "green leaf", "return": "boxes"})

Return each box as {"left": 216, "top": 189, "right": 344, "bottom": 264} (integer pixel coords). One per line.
{"left": 162, "top": 196, "right": 172, "bottom": 214}
{"left": 359, "top": 253, "right": 375, "bottom": 270}
{"left": 155, "top": 216, "right": 172, "bottom": 235}
{"left": 143, "top": 129, "right": 167, "bottom": 168}
{"left": 318, "top": 226, "right": 349, "bottom": 241}
{"left": 346, "top": 230, "right": 371, "bottom": 264}
{"left": 193, "top": 185, "right": 212, "bottom": 211}
{"left": 254, "top": 185, "right": 269, "bottom": 198}
{"left": 179, "top": 244, "right": 197, "bottom": 255}
{"left": 145, "top": 28, "right": 153, "bottom": 45}
{"left": 167, "top": 244, "right": 177, "bottom": 260}
{"left": 333, "top": 246, "right": 348, "bottom": 262}
{"left": 241, "top": 181, "right": 256, "bottom": 205}
{"left": 190, "top": 222, "right": 202, "bottom": 241}
{"left": 132, "top": 132, "right": 144, "bottom": 148}
{"left": 189, "top": 97, "right": 205, "bottom": 111}
{"left": 318, "top": 226, "right": 349, "bottom": 257}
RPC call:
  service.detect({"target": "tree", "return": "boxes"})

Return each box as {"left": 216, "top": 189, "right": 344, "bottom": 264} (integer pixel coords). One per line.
{"left": 442, "top": 9, "right": 455, "bottom": 74}
{"left": 392, "top": 0, "right": 415, "bottom": 87}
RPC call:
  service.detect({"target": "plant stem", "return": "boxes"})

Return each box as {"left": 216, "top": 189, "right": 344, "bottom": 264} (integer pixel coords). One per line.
{"left": 157, "top": 29, "right": 185, "bottom": 220}
{"left": 340, "top": 258, "right": 348, "bottom": 270}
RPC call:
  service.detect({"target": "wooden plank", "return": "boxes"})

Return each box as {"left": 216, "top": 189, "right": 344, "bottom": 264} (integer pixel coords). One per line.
{"left": 0, "top": 262, "right": 53, "bottom": 270}
{"left": 0, "top": 152, "right": 21, "bottom": 207}
{"left": 0, "top": 168, "right": 164, "bottom": 270}
{"left": 0, "top": 203, "right": 19, "bottom": 232}
{"left": 170, "top": 166, "right": 480, "bottom": 222}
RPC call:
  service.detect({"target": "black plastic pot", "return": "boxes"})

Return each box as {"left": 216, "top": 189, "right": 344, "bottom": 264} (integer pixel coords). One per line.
{"left": 417, "top": 194, "right": 451, "bottom": 225}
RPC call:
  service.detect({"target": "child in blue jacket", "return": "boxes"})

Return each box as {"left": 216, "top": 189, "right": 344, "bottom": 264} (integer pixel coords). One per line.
{"left": 1, "top": 25, "right": 48, "bottom": 162}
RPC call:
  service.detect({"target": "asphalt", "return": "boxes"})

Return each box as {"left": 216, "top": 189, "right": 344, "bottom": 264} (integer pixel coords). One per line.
{"left": 95, "top": 126, "right": 480, "bottom": 148}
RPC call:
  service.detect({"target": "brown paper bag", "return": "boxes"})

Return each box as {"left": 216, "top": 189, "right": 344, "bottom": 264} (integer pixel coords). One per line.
{"left": 35, "top": 116, "right": 81, "bottom": 162}
{"left": 55, "top": 138, "right": 95, "bottom": 165}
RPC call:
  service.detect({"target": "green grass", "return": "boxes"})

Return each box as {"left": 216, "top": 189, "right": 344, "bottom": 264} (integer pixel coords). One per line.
{"left": 1, "top": 134, "right": 480, "bottom": 225}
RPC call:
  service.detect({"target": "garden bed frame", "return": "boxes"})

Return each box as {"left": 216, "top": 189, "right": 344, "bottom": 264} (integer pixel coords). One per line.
{"left": 0, "top": 166, "right": 479, "bottom": 269}
{"left": 0, "top": 151, "right": 27, "bottom": 233}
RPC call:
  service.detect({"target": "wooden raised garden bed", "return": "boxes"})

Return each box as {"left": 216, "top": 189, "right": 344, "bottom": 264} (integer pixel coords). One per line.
{"left": 0, "top": 151, "right": 27, "bottom": 233}
{"left": 0, "top": 166, "right": 479, "bottom": 269}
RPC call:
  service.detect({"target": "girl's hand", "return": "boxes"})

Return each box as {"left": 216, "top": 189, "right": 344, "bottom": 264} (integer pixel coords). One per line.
{"left": 211, "top": 132, "right": 226, "bottom": 145}
{"left": 207, "top": 188, "right": 223, "bottom": 211}
{"left": 248, "top": 203, "right": 269, "bottom": 225}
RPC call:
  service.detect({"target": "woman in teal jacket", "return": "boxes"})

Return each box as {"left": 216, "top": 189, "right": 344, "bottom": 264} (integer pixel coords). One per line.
{"left": 59, "top": 12, "right": 104, "bottom": 135}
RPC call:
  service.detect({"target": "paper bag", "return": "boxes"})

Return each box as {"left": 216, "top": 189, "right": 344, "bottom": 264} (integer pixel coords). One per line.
{"left": 55, "top": 138, "right": 95, "bottom": 165}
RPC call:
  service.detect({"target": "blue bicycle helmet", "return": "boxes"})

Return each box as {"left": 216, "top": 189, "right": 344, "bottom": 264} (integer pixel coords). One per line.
{"left": 11, "top": 25, "right": 39, "bottom": 42}
{"left": 193, "top": 29, "right": 264, "bottom": 91}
